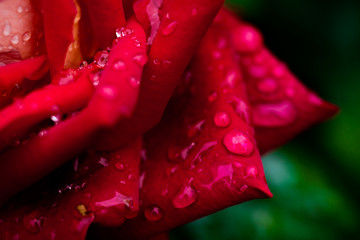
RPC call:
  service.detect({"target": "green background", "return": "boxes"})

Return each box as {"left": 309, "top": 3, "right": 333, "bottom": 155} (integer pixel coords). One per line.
{"left": 172, "top": 0, "right": 360, "bottom": 239}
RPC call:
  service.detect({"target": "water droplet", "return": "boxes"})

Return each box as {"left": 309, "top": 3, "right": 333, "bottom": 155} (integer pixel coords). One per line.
{"left": 99, "top": 86, "right": 117, "bottom": 101}
{"left": 214, "top": 112, "right": 231, "bottom": 128}
{"left": 79, "top": 61, "right": 88, "bottom": 68}
{"left": 245, "top": 165, "right": 258, "bottom": 179}
{"left": 228, "top": 97, "right": 251, "bottom": 123}
{"left": 239, "top": 184, "right": 248, "bottom": 193}
{"left": 38, "top": 130, "right": 48, "bottom": 137}
{"left": 257, "top": 77, "right": 278, "bottom": 93}
{"left": 22, "top": 32, "right": 31, "bottom": 42}
{"left": 208, "top": 91, "right": 218, "bottom": 102}
{"left": 115, "top": 162, "right": 125, "bottom": 171}
{"left": 98, "top": 157, "right": 109, "bottom": 167}
{"left": 23, "top": 213, "right": 46, "bottom": 234}
{"left": 162, "top": 59, "right": 172, "bottom": 69}
{"left": 232, "top": 24, "right": 262, "bottom": 53}
{"left": 51, "top": 114, "right": 62, "bottom": 124}
{"left": 112, "top": 60, "right": 126, "bottom": 71}
{"left": 190, "top": 141, "right": 218, "bottom": 169}
{"left": 223, "top": 130, "right": 254, "bottom": 156}
{"left": 191, "top": 8, "right": 198, "bottom": 16}
{"left": 153, "top": 59, "right": 160, "bottom": 65}
{"left": 132, "top": 54, "right": 148, "bottom": 66}
{"left": 202, "top": 164, "right": 233, "bottom": 189}
{"left": 272, "top": 64, "right": 286, "bottom": 78}
{"left": 116, "top": 27, "right": 134, "bottom": 38}
{"left": 252, "top": 101, "right": 297, "bottom": 127}
{"left": 11, "top": 34, "right": 19, "bottom": 45}
{"left": 144, "top": 205, "right": 163, "bottom": 221}
{"left": 249, "top": 65, "right": 266, "bottom": 78}
{"left": 95, "top": 192, "right": 132, "bottom": 208}
{"left": 134, "top": 39, "right": 142, "bottom": 47}
{"left": 94, "top": 51, "right": 109, "bottom": 68}
{"left": 139, "top": 172, "right": 146, "bottom": 189}
{"left": 128, "top": 174, "right": 136, "bottom": 181}
{"left": 89, "top": 69, "right": 102, "bottom": 87}
{"left": 17, "top": 5, "right": 24, "bottom": 13}
{"left": 146, "top": 0, "right": 163, "bottom": 44}
{"left": 161, "top": 21, "right": 178, "bottom": 36}
{"left": 3, "top": 21, "right": 11, "bottom": 36}
{"left": 172, "top": 178, "right": 197, "bottom": 208}
{"left": 129, "top": 77, "right": 140, "bottom": 88}
{"left": 187, "top": 120, "right": 205, "bottom": 138}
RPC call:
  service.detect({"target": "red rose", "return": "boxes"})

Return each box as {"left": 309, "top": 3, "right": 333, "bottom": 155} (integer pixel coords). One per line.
{"left": 0, "top": 1, "right": 337, "bottom": 239}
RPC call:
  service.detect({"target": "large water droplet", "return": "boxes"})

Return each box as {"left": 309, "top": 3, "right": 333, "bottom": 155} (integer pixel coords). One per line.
{"left": 232, "top": 24, "right": 262, "bottom": 53}
{"left": 161, "top": 21, "right": 178, "bottom": 36}
{"left": 223, "top": 130, "right": 254, "bottom": 156}
{"left": 144, "top": 205, "right": 163, "bottom": 221}
{"left": 112, "top": 60, "right": 126, "bottom": 71}
{"left": 172, "top": 179, "right": 197, "bottom": 208}
{"left": 214, "top": 112, "right": 231, "bottom": 128}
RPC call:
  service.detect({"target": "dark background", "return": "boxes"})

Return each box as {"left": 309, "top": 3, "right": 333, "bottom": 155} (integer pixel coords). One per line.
{"left": 172, "top": 0, "right": 360, "bottom": 239}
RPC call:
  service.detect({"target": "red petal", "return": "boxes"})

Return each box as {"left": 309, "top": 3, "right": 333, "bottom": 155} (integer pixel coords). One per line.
{"left": 89, "top": 18, "right": 271, "bottom": 239}
{"left": 0, "top": 56, "right": 49, "bottom": 107}
{"left": 0, "top": 139, "right": 141, "bottom": 240}
{"left": 219, "top": 9, "right": 338, "bottom": 153}
{"left": 0, "top": 19, "right": 147, "bottom": 204}
{"left": 94, "top": 0, "right": 225, "bottom": 150}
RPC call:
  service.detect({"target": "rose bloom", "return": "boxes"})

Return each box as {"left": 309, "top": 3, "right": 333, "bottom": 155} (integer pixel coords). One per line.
{"left": 0, "top": 0, "right": 337, "bottom": 239}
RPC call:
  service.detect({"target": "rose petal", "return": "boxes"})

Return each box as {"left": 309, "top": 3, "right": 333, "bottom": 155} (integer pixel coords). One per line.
{"left": 219, "top": 9, "right": 338, "bottom": 153}
{"left": 78, "top": 0, "right": 126, "bottom": 58}
{"left": 0, "top": 19, "right": 147, "bottom": 204}
{"left": 88, "top": 18, "right": 271, "bottom": 239}
{"left": 0, "top": 139, "right": 141, "bottom": 240}
{"left": 94, "top": 0, "right": 225, "bottom": 150}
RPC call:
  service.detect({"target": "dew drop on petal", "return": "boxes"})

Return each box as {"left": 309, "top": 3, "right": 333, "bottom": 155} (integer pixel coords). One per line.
{"left": 191, "top": 8, "right": 198, "bottom": 16}
{"left": 17, "top": 5, "right": 24, "bottom": 13}
{"left": 129, "top": 77, "right": 140, "bottom": 88}
{"left": 172, "top": 179, "right": 197, "bottom": 209}
{"left": 94, "top": 51, "right": 109, "bottom": 68}
{"left": 115, "top": 27, "right": 134, "bottom": 38}
{"left": 257, "top": 77, "right": 278, "bottom": 93}
{"left": 144, "top": 205, "right": 163, "bottom": 221}
{"left": 223, "top": 130, "right": 254, "bottom": 156}
{"left": 99, "top": 86, "right": 117, "bottom": 101}
{"left": 3, "top": 21, "right": 11, "bottom": 36}
{"left": 245, "top": 165, "right": 258, "bottom": 179}
{"left": 115, "top": 162, "right": 125, "bottom": 171}
{"left": 208, "top": 91, "right": 218, "bottom": 102}
{"left": 22, "top": 31, "right": 31, "bottom": 42}
{"left": 132, "top": 54, "right": 148, "bottom": 66}
{"left": 10, "top": 34, "right": 19, "bottom": 45}
{"left": 98, "top": 157, "right": 109, "bottom": 167}
{"left": 112, "top": 60, "right": 126, "bottom": 71}
{"left": 161, "top": 21, "right": 178, "bottom": 36}
{"left": 252, "top": 101, "right": 297, "bottom": 127}
{"left": 214, "top": 112, "right": 231, "bottom": 128}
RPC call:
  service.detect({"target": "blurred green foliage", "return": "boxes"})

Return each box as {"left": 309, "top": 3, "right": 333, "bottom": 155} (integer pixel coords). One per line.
{"left": 171, "top": 0, "right": 360, "bottom": 239}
